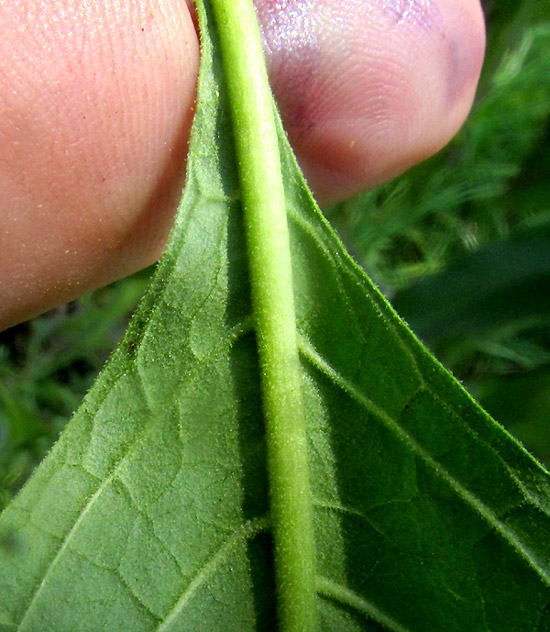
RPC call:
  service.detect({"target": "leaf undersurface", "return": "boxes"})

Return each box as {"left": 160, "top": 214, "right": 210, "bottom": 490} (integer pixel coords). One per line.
{"left": 1, "top": 1, "right": 550, "bottom": 630}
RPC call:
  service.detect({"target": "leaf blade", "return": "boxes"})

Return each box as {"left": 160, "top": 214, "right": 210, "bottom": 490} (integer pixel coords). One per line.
{"left": 1, "top": 0, "right": 550, "bottom": 630}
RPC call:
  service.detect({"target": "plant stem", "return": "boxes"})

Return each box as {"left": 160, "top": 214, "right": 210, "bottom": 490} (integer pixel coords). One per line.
{"left": 208, "top": 0, "right": 318, "bottom": 629}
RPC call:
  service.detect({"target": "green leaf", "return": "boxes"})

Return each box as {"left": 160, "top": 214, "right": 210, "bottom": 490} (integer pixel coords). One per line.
{"left": 1, "top": 0, "right": 550, "bottom": 630}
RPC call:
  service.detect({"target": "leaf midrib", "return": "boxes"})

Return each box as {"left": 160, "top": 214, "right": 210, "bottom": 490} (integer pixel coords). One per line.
{"left": 205, "top": 0, "right": 318, "bottom": 629}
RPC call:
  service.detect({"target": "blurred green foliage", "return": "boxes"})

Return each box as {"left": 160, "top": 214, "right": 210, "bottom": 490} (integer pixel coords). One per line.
{"left": 1, "top": 1, "right": 549, "bottom": 508}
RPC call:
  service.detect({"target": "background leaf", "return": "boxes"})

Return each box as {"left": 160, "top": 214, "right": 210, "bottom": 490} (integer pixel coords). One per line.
{"left": 392, "top": 220, "right": 550, "bottom": 343}
{"left": 1, "top": 1, "right": 550, "bottom": 630}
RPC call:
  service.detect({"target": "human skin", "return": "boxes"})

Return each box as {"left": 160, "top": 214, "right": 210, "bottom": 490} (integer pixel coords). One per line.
{"left": 0, "top": 0, "right": 485, "bottom": 330}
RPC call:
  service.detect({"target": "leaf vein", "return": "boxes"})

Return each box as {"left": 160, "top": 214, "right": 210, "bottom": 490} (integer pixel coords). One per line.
{"left": 288, "top": 206, "right": 424, "bottom": 383}
{"left": 16, "top": 471, "right": 118, "bottom": 630}
{"left": 155, "top": 515, "right": 270, "bottom": 632}
{"left": 298, "top": 336, "right": 412, "bottom": 423}
{"left": 300, "top": 338, "right": 550, "bottom": 587}
{"left": 316, "top": 575, "right": 411, "bottom": 631}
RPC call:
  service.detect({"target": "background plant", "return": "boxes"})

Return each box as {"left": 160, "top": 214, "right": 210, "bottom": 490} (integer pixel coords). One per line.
{"left": 1, "top": 0, "right": 549, "bottom": 506}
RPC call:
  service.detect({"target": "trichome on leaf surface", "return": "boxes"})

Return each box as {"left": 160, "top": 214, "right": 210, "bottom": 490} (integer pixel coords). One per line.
{"left": 1, "top": 0, "right": 549, "bottom": 630}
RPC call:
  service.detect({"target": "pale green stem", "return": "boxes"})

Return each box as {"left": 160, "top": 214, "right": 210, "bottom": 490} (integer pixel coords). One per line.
{"left": 208, "top": 0, "right": 318, "bottom": 630}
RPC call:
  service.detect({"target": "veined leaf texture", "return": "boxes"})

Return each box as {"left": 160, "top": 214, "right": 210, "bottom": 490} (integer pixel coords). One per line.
{"left": 1, "top": 1, "right": 549, "bottom": 630}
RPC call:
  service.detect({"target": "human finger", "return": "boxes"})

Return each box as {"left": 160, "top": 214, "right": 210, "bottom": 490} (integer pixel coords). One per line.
{"left": 0, "top": 0, "right": 485, "bottom": 330}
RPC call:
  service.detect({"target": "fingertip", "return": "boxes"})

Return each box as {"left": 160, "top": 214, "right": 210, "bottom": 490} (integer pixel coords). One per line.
{"left": 256, "top": 0, "right": 486, "bottom": 205}
{"left": 0, "top": 1, "right": 199, "bottom": 329}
